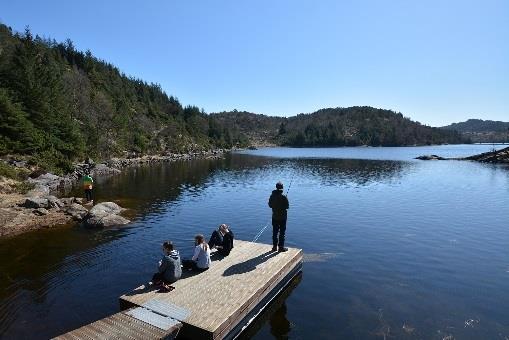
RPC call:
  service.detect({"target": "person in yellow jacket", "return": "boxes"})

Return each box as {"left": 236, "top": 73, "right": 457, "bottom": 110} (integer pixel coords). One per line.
{"left": 82, "top": 174, "right": 93, "bottom": 202}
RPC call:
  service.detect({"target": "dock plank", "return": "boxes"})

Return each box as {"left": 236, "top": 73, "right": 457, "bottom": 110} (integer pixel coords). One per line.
{"left": 53, "top": 309, "right": 180, "bottom": 340}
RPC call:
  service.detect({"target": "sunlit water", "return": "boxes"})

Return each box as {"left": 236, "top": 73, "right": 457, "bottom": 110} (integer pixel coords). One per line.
{"left": 1, "top": 145, "right": 508, "bottom": 339}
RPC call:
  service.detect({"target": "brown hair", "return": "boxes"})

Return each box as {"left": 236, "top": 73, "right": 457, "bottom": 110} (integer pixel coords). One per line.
{"left": 163, "top": 241, "right": 174, "bottom": 251}
{"left": 195, "top": 234, "right": 208, "bottom": 251}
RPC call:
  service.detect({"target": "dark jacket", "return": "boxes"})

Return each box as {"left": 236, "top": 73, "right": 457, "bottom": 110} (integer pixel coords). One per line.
{"left": 209, "top": 229, "right": 235, "bottom": 256}
{"left": 268, "top": 189, "right": 289, "bottom": 220}
{"left": 158, "top": 250, "right": 182, "bottom": 283}
{"left": 220, "top": 230, "right": 234, "bottom": 256}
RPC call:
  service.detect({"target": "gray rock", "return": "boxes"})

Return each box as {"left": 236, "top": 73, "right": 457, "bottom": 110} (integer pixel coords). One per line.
{"left": 22, "top": 197, "right": 49, "bottom": 209}
{"left": 84, "top": 212, "right": 130, "bottom": 228}
{"left": 60, "top": 197, "right": 75, "bottom": 206}
{"left": 74, "top": 197, "right": 84, "bottom": 204}
{"left": 28, "top": 173, "right": 66, "bottom": 192}
{"left": 47, "top": 195, "right": 64, "bottom": 208}
{"left": 64, "top": 203, "right": 89, "bottom": 220}
{"left": 33, "top": 208, "right": 49, "bottom": 216}
{"left": 415, "top": 154, "right": 445, "bottom": 160}
{"left": 89, "top": 202, "right": 124, "bottom": 216}
{"left": 91, "top": 163, "right": 121, "bottom": 176}
{"left": 26, "top": 184, "right": 50, "bottom": 197}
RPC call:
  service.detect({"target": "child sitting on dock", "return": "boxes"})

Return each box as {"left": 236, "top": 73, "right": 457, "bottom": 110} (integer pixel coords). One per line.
{"left": 209, "top": 224, "right": 234, "bottom": 256}
{"left": 151, "top": 241, "right": 182, "bottom": 289}
{"left": 182, "top": 234, "right": 211, "bottom": 272}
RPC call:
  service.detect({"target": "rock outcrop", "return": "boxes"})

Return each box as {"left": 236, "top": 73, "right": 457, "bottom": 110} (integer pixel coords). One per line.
{"left": 415, "top": 155, "right": 446, "bottom": 160}
{"left": 83, "top": 202, "right": 130, "bottom": 228}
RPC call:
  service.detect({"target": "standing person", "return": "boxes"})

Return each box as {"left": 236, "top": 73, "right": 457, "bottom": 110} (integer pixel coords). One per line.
{"left": 151, "top": 241, "right": 182, "bottom": 287}
{"left": 82, "top": 173, "right": 94, "bottom": 203}
{"left": 268, "top": 181, "right": 289, "bottom": 252}
{"left": 182, "top": 234, "right": 211, "bottom": 272}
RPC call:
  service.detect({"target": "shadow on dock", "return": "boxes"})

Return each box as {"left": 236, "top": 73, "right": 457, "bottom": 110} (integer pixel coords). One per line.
{"left": 222, "top": 251, "right": 278, "bottom": 276}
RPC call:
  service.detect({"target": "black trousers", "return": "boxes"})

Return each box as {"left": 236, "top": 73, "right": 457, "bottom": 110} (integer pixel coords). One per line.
{"left": 182, "top": 259, "right": 208, "bottom": 272}
{"left": 272, "top": 218, "right": 287, "bottom": 248}
{"left": 85, "top": 189, "right": 93, "bottom": 202}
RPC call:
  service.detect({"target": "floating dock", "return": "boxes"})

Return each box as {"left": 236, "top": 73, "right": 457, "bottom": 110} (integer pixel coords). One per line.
{"left": 55, "top": 240, "right": 303, "bottom": 340}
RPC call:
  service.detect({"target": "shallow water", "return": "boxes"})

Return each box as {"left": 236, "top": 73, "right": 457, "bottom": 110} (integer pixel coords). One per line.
{"left": 1, "top": 145, "right": 508, "bottom": 339}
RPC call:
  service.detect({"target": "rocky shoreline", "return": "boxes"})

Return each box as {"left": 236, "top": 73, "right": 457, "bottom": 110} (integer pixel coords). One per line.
{"left": 0, "top": 149, "right": 227, "bottom": 238}
{"left": 415, "top": 146, "right": 509, "bottom": 163}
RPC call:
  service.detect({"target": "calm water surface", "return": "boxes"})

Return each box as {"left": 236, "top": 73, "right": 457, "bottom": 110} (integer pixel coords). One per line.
{"left": 1, "top": 145, "right": 508, "bottom": 339}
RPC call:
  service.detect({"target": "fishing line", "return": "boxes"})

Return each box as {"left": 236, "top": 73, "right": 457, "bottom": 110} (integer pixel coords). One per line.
{"left": 252, "top": 177, "right": 293, "bottom": 243}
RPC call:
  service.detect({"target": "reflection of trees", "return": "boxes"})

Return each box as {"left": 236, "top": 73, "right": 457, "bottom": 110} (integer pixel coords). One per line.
{"left": 289, "top": 159, "right": 411, "bottom": 187}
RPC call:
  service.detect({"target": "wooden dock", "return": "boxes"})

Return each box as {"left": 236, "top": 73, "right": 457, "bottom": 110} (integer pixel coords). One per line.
{"left": 55, "top": 240, "right": 303, "bottom": 340}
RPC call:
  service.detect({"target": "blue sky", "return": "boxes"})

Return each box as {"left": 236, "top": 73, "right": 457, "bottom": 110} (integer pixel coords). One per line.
{"left": 0, "top": 0, "right": 507, "bottom": 126}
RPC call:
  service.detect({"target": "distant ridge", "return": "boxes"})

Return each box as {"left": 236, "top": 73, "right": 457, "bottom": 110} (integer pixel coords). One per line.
{"left": 213, "top": 107, "right": 468, "bottom": 147}
{"left": 441, "top": 119, "right": 509, "bottom": 143}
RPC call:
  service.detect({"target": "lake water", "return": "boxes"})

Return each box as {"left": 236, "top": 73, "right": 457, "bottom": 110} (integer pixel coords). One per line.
{"left": 1, "top": 145, "right": 508, "bottom": 339}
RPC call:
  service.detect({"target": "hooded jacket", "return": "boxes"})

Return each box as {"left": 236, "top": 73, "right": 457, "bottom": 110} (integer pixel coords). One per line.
{"left": 158, "top": 250, "right": 182, "bottom": 283}
{"left": 268, "top": 189, "right": 289, "bottom": 220}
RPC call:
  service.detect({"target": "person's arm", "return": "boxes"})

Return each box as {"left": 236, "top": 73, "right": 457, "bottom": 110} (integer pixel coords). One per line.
{"left": 284, "top": 196, "right": 289, "bottom": 209}
{"left": 192, "top": 245, "right": 200, "bottom": 261}
{"left": 158, "top": 256, "right": 168, "bottom": 273}
{"left": 268, "top": 194, "right": 273, "bottom": 208}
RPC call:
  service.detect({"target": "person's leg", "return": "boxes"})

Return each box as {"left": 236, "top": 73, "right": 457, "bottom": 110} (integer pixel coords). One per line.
{"left": 151, "top": 272, "right": 164, "bottom": 284}
{"left": 182, "top": 259, "right": 194, "bottom": 270}
{"left": 278, "top": 218, "right": 287, "bottom": 251}
{"left": 272, "top": 218, "right": 279, "bottom": 251}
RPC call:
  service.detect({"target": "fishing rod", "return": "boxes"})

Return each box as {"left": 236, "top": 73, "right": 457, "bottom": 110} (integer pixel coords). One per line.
{"left": 252, "top": 177, "right": 293, "bottom": 243}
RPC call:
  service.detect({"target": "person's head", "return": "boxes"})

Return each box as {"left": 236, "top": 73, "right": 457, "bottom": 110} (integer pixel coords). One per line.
{"left": 219, "top": 224, "right": 228, "bottom": 234}
{"left": 195, "top": 234, "right": 205, "bottom": 245}
{"left": 276, "top": 182, "right": 283, "bottom": 191}
{"left": 162, "top": 241, "right": 174, "bottom": 254}
{"left": 195, "top": 234, "right": 208, "bottom": 250}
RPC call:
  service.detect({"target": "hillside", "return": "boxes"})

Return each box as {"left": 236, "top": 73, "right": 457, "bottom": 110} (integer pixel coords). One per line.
{"left": 277, "top": 107, "right": 467, "bottom": 146}
{"left": 441, "top": 119, "right": 509, "bottom": 143}
{"left": 0, "top": 24, "right": 247, "bottom": 173}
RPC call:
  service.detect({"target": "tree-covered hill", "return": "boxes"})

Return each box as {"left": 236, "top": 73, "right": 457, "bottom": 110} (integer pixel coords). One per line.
{"left": 0, "top": 24, "right": 246, "bottom": 172}
{"left": 441, "top": 119, "right": 509, "bottom": 143}
{"left": 210, "top": 110, "right": 284, "bottom": 146}
{"left": 276, "top": 107, "right": 467, "bottom": 146}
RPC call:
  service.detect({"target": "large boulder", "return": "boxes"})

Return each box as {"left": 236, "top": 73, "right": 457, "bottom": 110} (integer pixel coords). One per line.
{"left": 84, "top": 212, "right": 130, "bottom": 228}
{"left": 64, "top": 203, "right": 89, "bottom": 220}
{"left": 83, "top": 201, "right": 129, "bottom": 228}
{"left": 26, "top": 184, "right": 50, "bottom": 197}
{"left": 89, "top": 202, "right": 124, "bottom": 216}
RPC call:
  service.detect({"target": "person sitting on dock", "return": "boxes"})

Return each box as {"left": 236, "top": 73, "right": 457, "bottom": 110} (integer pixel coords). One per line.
{"left": 208, "top": 224, "right": 234, "bottom": 256}
{"left": 268, "top": 181, "right": 289, "bottom": 252}
{"left": 182, "top": 234, "right": 211, "bottom": 272}
{"left": 151, "top": 241, "right": 182, "bottom": 289}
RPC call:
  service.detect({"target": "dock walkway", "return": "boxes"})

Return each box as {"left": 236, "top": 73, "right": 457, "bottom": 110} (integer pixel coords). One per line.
{"left": 55, "top": 240, "right": 303, "bottom": 340}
